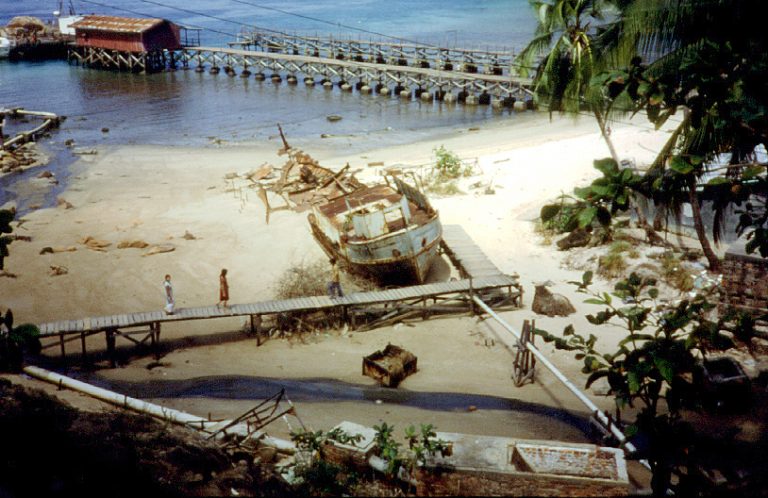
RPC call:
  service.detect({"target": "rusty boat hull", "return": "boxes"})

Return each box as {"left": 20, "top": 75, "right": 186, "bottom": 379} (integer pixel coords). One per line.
{"left": 308, "top": 177, "right": 442, "bottom": 285}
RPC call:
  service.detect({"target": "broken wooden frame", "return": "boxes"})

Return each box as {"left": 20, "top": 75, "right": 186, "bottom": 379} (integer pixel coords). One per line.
{"left": 205, "top": 388, "right": 305, "bottom": 448}
{"left": 513, "top": 319, "right": 537, "bottom": 387}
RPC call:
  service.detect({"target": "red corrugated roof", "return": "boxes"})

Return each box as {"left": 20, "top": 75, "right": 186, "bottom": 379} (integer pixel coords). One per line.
{"left": 71, "top": 15, "right": 165, "bottom": 34}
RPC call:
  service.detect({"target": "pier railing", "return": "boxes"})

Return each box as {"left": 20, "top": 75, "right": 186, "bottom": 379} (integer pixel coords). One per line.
{"left": 229, "top": 31, "right": 521, "bottom": 77}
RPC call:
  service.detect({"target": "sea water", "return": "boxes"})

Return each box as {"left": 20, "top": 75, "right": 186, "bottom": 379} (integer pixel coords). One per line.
{"left": 0, "top": 0, "right": 537, "bottom": 210}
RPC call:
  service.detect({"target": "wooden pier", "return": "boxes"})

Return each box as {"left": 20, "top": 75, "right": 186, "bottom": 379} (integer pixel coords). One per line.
{"left": 175, "top": 45, "right": 532, "bottom": 104}
{"left": 37, "top": 225, "right": 521, "bottom": 365}
{"left": 67, "top": 30, "right": 533, "bottom": 105}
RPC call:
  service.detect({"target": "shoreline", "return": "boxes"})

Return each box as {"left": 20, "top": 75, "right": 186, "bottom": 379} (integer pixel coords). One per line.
{"left": 1, "top": 112, "right": 674, "bottom": 446}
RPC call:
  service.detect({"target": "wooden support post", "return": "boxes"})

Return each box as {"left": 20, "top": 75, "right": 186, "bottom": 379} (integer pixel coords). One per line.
{"left": 469, "top": 278, "right": 476, "bottom": 315}
{"left": 105, "top": 328, "right": 117, "bottom": 368}
{"left": 251, "top": 314, "right": 263, "bottom": 346}
{"left": 59, "top": 333, "right": 65, "bottom": 360}
{"left": 153, "top": 322, "right": 161, "bottom": 359}
{"left": 80, "top": 331, "right": 87, "bottom": 365}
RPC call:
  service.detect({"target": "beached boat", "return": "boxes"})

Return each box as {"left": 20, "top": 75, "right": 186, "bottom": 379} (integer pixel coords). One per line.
{"left": 308, "top": 175, "right": 442, "bottom": 285}
{"left": 260, "top": 126, "right": 442, "bottom": 285}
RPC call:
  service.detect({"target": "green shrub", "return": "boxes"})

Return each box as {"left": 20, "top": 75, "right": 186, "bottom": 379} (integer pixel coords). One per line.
{"left": 541, "top": 199, "right": 580, "bottom": 233}
{"left": 597, "top": 252, "right": 627, "bottom": 278}
{"left": 654, "top": 251, "right": 694, "bottom": 292}
{"left": 597, "top": 241, "right": 641, "bottom": 278}
{"left": 433, "top": 145, "right": 464, "bottom": 179}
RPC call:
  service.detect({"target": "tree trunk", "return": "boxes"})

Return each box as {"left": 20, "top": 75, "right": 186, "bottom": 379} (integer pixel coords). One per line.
{"left": 593, "top": 108, "right": 620, "bottom": 164}
{"left": 649, "top": 120, "right": 688, "bottom": 231}
{"left": 593, "top": 108, "right": 650, "bottom": 228}
{"left": 687, "top": 177, "right": 720, "bottom": 272}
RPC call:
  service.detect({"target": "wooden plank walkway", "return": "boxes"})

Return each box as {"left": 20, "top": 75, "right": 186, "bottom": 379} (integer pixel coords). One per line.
{"left": 441, "top": 224, "right": 508, "bottom": 279}
{"left": 38, "top": 274, "right": 517, "bottom": 337}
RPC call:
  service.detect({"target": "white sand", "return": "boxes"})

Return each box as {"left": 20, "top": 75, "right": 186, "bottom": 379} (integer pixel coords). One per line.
{"left": 2, "top": 112, "right": 674, "bottom": 445}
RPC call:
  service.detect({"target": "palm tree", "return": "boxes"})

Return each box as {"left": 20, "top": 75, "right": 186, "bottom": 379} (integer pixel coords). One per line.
{"left": 601, "top": 0, "right": 768, "bottom": 270}
{"left": 517, "top": 0, "right": 620, "bottom": 162}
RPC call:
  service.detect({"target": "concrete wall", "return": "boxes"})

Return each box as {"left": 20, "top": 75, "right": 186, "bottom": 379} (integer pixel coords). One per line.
{"left": 722, "top": 240, "right": 768, "bottom": 315}
{"left": 325, "top": 423, "right": 631, "bottom": 496}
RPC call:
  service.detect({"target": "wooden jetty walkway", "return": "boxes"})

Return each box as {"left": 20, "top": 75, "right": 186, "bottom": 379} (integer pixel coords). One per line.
{"left": 441, "top": 224, "right": 510, "bottom": 280}
{"left": 175, "top": 46, "right": 532, "bottom": 104}
{"left": 69, "top": 37, "right": 533, "bottom": 105}
{"left": 37, "top": 225, "right": 520, "bottom": 365}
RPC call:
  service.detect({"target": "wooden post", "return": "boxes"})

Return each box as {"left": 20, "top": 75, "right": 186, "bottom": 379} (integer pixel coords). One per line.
{"left": 80, "top": 331, "right": 87, "bottom": 365}
{"left": 105, "top": 328, "right": 117, "bottom": 368}
{"left": 59, "top": 333, "right": 66, "bottom": 360}
{"left": 153, "top": 322, "right": 161, "bottom": 359}
{"left": 469, "top": 278, "right": 476, "bottom": 315}
{"left": 250, "top": 315, "right": 263, "bottom": 346}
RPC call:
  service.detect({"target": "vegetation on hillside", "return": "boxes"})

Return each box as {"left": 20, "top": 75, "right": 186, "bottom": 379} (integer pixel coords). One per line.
{"left": 520, "top": 0, "right": 768, "bottom": 494}
{"left": 520, "top": 0, "right": 768, "bottom": 268}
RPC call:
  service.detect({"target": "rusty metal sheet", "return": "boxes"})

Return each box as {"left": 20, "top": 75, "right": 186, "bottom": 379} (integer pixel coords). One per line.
{"left": 71, "top": 15, "right": 163, "bottom": 34}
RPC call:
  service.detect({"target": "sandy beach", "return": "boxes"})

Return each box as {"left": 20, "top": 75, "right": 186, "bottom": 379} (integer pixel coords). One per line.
{"left": 1, "top": 112, "right": 675, "bottom": 448}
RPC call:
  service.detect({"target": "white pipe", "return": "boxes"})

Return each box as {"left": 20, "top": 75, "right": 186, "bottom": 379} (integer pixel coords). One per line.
{"left": 22, "top": 365, "right": 297, "bottom": 452}
{"left": 22, "top": 365, "right": 433, "bottom": 477}
{"left": 23, "top": 365, "right": 213, "bottom": 426}
{"left": 471, "top": 296, "right": 641, "bottom": 457}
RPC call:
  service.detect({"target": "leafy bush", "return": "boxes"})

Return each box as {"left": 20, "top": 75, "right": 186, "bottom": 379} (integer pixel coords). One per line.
{"left": 540, "top": 158, "right": 642, "bottom": 236}
{"left": 433, "top": 145, "right": 466, "bottom": 179}
{"left": 534, "top": 271, "right": 754, "bottom": 495}
{"left": 289, "top": 427, "right": 364, "bottom": 495}
{"left": 423, "top": 146, "right": 475, "bottom": 197}
{"left": 373, "top": 422, "right": 451, "bottom": 478}
{"left": 0, "top": 310, "right": 41, "bottom": 372}
{"left": 540, "top": 198, "right": 581, "bottom": 233}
